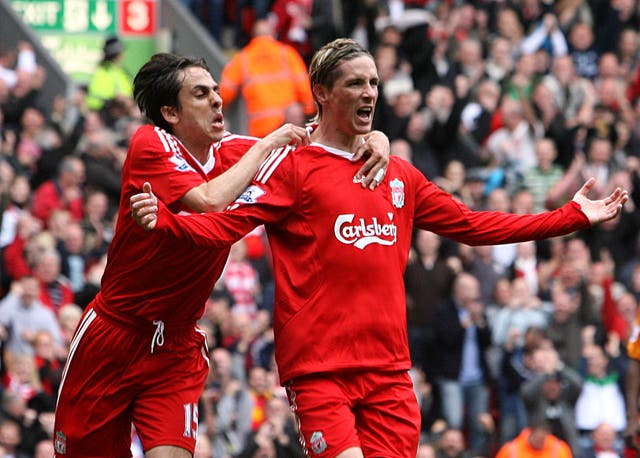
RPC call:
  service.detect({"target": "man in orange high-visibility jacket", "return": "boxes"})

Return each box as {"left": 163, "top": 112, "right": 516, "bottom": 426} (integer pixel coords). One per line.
{"left": 495, "top": 418, "right": 572, "bottom": 458}
{"left": 220, "top": 19, "right": 316, "bottom": 137}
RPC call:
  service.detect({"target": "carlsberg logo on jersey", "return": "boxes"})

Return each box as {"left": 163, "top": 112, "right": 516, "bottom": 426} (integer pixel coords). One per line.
{"left": 334, "top": 213, "right": 397, "bottom": 249}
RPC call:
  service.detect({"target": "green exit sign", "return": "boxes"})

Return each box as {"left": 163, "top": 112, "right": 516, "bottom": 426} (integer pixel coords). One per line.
{"left": 12, "top": 0, "right": 117, "bottom": 33}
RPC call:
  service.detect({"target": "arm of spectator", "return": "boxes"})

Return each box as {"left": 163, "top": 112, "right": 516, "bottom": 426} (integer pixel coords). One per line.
{"left": 625, "top": 357, "right": 640, "bottom": 451}
{"left": 545, "top": 151, "right": 586, "bottom": 209}
{"left": 569, "top": 80, "right": 596, "bottom": 129}
{"left": 549, "top": 26, "right": 568, "bottom": 56}
{"left": 558, "top": 365, "right": 584, "bottom": 403}
{"left": 520, "top": 21, "right": 549, "bottom": 55}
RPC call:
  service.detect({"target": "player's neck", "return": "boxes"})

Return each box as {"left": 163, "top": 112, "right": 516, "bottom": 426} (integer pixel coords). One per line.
{"left": 311, "top": 124, "right": 359, "bottom": 153}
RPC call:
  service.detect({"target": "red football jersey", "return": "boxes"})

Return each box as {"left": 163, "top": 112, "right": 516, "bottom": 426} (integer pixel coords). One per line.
{"left": 94, "top": 125, "right": 257, "bottom": 327}
{"left": 156, "top": 143, "right": 591, "bottom": 383}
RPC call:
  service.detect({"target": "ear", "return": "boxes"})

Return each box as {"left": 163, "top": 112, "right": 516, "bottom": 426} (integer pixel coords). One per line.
{"left": 160, "top": 105, "right": 179, "bottom": 126}
{"left": 313, "top": 84, "right": 329, "bottom": 105}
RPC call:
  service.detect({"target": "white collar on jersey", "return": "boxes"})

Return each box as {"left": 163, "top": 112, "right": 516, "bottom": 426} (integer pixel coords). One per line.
{"left": 310, "top": 142, "right": 354, "bottom": 161}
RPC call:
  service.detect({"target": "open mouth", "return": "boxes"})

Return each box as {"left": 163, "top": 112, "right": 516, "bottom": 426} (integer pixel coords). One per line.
{"left": 212, "top": 112, "right": 224, "bottom": 128}
{"left": 356, "top": 106, "right": 373, "bottom": 122}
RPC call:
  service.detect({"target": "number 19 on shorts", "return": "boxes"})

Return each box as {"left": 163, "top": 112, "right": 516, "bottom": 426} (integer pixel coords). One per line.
{"left": 183, "top": 403, "right": 199, "bottom": 439}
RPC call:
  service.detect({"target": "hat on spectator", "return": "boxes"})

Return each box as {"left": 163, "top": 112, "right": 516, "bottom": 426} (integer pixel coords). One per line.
{"left": 103, "top": 35, "right": 123, "bottom": 60}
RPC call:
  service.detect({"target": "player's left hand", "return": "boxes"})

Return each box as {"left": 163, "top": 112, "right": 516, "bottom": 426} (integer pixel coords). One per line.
{"left": 572, "top": 177, "right": 628, "bottom": 225}
{"left": 130, "top": 182, "right": 158, "bottom": 230}
{"left": 352, "top": 130, "right": 389, "bottom": 190}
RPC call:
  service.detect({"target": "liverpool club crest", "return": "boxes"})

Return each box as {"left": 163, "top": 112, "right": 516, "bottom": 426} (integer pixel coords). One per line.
{"left": 390, "top": 178, "right": 405, "bottom": 208}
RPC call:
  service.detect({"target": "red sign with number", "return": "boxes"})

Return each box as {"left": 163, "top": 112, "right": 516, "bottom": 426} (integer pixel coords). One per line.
{"left": 120, "top": 0, "right": 155, "bottom": 35}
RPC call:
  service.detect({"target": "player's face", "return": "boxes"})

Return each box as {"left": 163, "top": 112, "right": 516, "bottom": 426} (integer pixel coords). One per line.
{"left": 324, "top": 55, "right": 378, "bottom": 136}
{"left": 175, "top": 66, "right": 225, "bottom": 144}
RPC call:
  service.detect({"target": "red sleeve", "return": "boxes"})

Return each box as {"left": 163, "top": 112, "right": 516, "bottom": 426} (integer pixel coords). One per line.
{"left": 156, "top": 145, "right": 298, "bottom": 246}
{"left": 216, "top": 134, "right": 259, "bottom": 173}
{"left": 411, "top": 167, "right": 591, "bottom": 244}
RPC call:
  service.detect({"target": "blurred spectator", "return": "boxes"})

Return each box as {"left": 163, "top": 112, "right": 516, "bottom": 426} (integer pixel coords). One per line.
{"left": 495, "top": 415, "right": 572, "bottom": 458}
{"left": 31, "top": 155, "right": 85, "bottom": 227}
{"left": 485, "top": 37, "right": 515, "bottom": 86}
{"left": 69, "top": 253, "right": 104, "bottom": 311}
{"left": 510, "top": 241, "right": 542, "bottom": 296}
{"left": 567, "top": 21, "right": 599, "bottom": 80}
{"left": 222, "top": 239, "right": 261, "bottom": 317}
{"left": 417, "top": 442, "right": 437, "bottom": 458}
{"left": 2, "top": 354, "right": 41, "bottom": 403}
{"left": 581, "top": 421, "right": 622, "bottom": 458}
{"left": 0, "top": 42, "right": 37, "bottom": 93}
{"left": 404, "top": 229, "right": 455, "bottom": 379}
{"left": 3, "top": 211, "right": 43, "bottom": 282}
{"left": 269, "top": 0, "right": 314, "bottom": 64}
{"left": 0, "top": 417, "right": 29, "bottom": 458}
{"left": 574, "top": 344, "right": 626, "bottom": 456}
{"left": 80, "top": 189, "right": 113, "bottom": 257}
{"left": 520, "top": 341, "right": 583, "bottom": 455}
{"left": 485, "top": 96, "right": 542, "bottom": 189}
{"left": 433, "top": 272, "right": 492, "bottom": 456}
{"left": 494, "top": 6, "right": 526, "bottom": 51}
{"left": 219, "top": 19, "right": 315, "bottom": 137}
{"left": 0, "top": 174, "right": 30, "bottom": 249}
{"left": 492, "top": 278, "right": 549, "bottom": 353}
{"left": 0, "top": 276, "right": 62, "bottom": 358}
{"left": 77, "top": 126, "right": 123, "bottom": 207}
{"left": 460, "top": 242, "right": 506, "bottom": 306}
{"left": 193, "top": 432, "right": 213, "bottom": 458}
{"left": 0, "top": 42, "right": 46, "bottom": 132}
{"left": 237, "top": 395, "right": 305, "bottom": 458}
{"left": 85, "top": 35, "right": 134, "bottom": 114}
{"left": 31, "top": 330, "right": 64, "bottom": 400}
{"left": 214, "top": 352, "right": 254, "bottom": 455}
{"left": 435, "top": 427, "right": 473, "bottom": 458}
{"left": 32, "top": 249, "right": 74, "bottom": 314}
{"left": 56, "top": 303, "right": 82, "bottom": 352}
{"left": 546, "top": 282, "right": 591, "bottom": 369}
{"left": 497, "top": 326, "right": 546, "bottom": 444}
{"left": 459, "top": 79, "right": 501, "bottom": 155}
{"left": 57, "top": 222, "right": 88, "bottom": 294}
{"left": 34, "top": 437, "right": 54, "bottom": 458}
{"left": 520, "top": 13, "right": 569, "bottom": 58}
{"left": 520, "top": 138, "right": 566, "bottom": 213}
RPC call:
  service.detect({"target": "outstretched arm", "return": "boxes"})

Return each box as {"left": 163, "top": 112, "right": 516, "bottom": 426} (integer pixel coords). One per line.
{"left": 571, "top": 177, "right": 627, "bottom": 225}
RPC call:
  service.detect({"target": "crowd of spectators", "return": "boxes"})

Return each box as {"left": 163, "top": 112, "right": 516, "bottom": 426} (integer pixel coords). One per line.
{"left": 2, "top": 0, "right": 640, "bottom": 457}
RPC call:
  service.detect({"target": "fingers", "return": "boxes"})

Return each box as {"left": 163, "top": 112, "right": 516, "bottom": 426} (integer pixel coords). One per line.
{"left": 579, "top": 177, "right": 596, "bottom": 195}
{"left": 356, "top": 157, "right": 386, "bottom": 190}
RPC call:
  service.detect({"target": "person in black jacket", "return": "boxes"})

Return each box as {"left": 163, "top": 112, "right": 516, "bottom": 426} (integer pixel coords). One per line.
{"left": 433, "top": 272, "right": 493, "bottom": 457}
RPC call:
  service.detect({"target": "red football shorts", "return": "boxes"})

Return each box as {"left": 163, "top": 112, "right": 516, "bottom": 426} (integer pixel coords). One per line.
{"left": 286, "top": 369, "right": 421, "bottom": 457}
{"left": 54, "top": 308, "right": 210, "bottom": 457}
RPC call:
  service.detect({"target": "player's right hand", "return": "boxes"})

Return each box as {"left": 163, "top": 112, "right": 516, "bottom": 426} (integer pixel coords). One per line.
{"left": 130, "top": 182, "right": 158, "bottom": 230}
{"left": 261, "top": 123, "right": 310, "bottom": 151}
